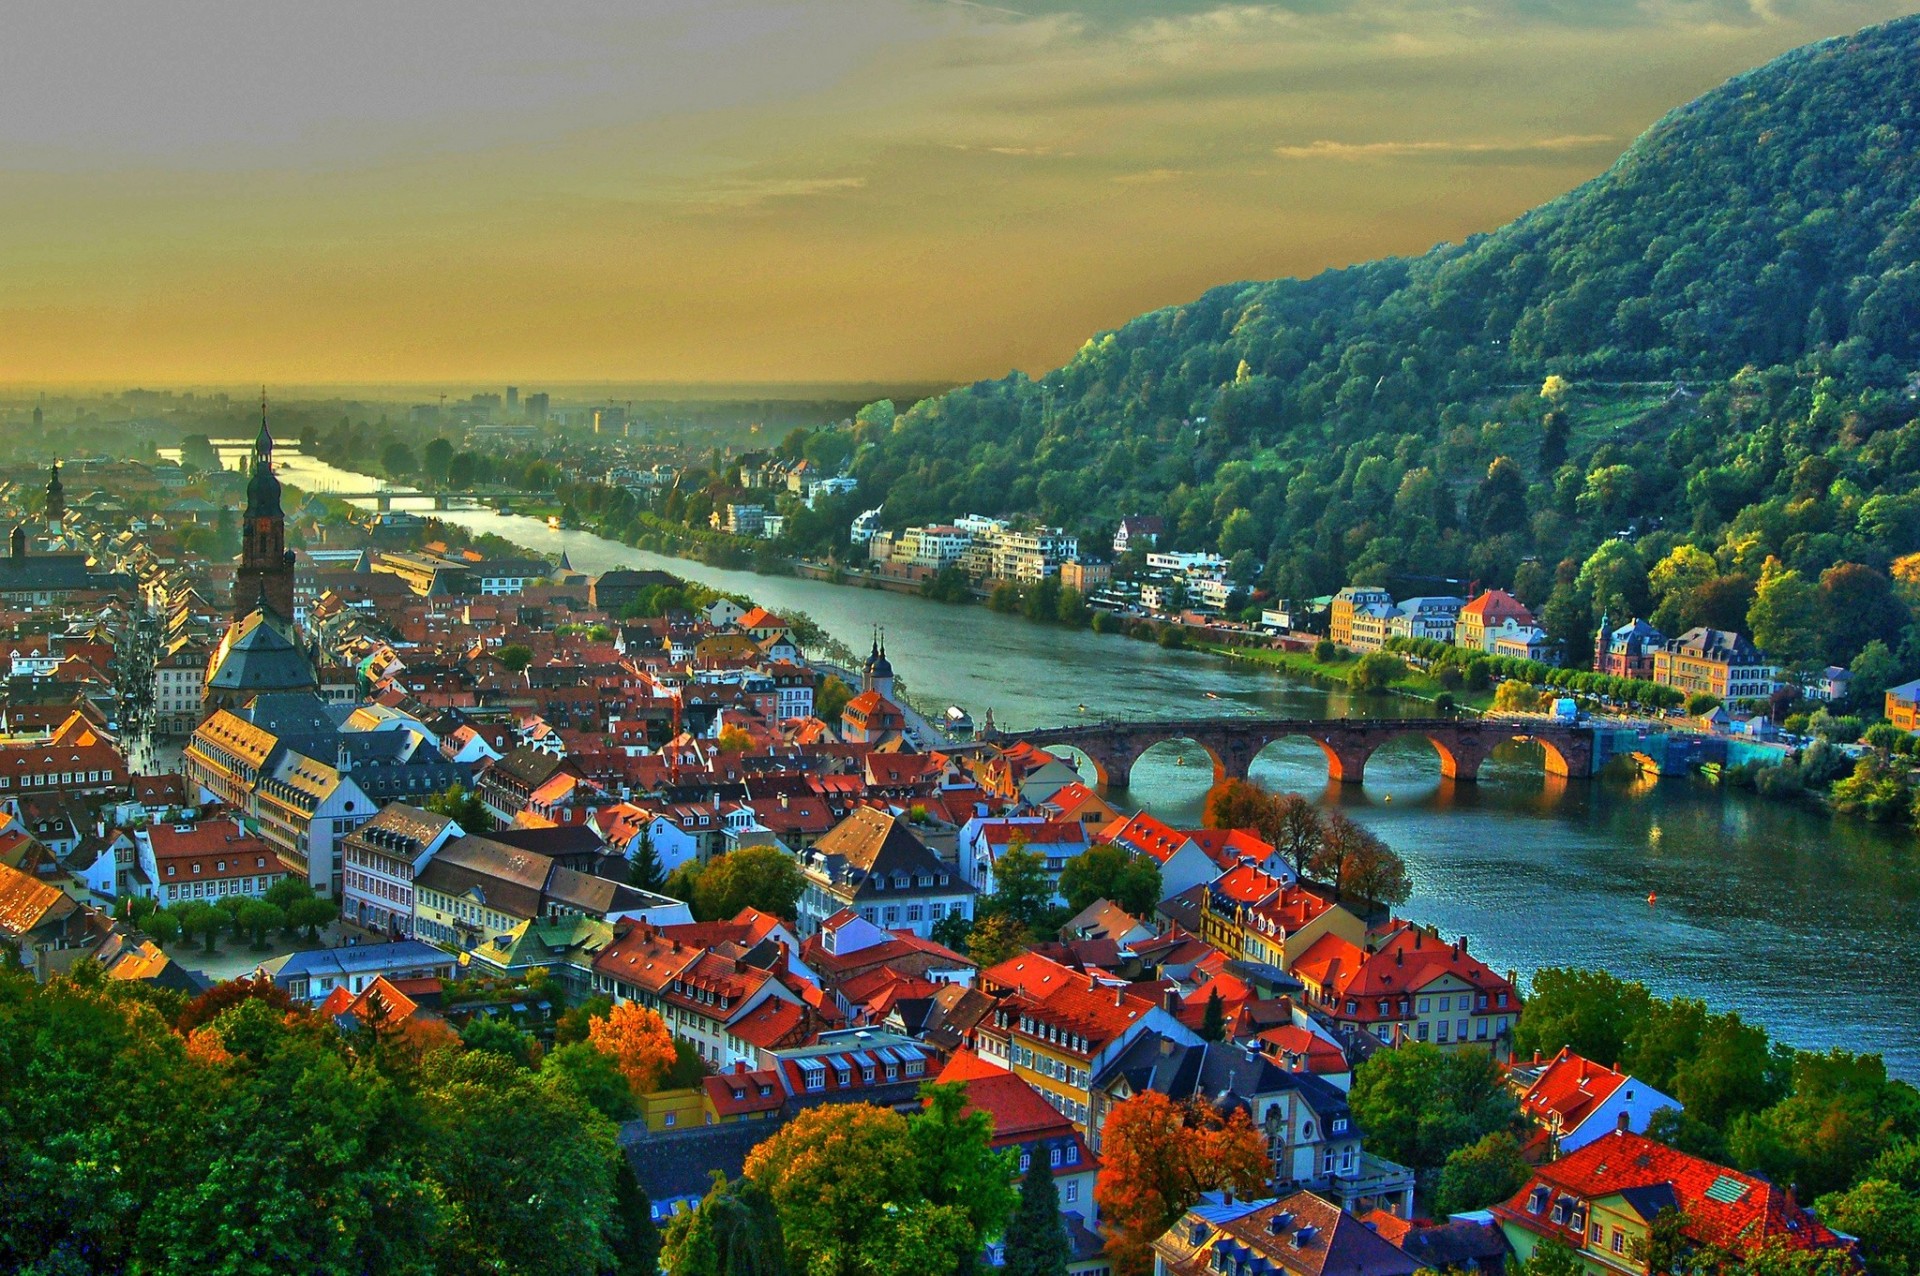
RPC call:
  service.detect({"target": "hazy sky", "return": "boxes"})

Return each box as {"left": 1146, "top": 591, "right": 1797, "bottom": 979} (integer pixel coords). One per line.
{"left": 1, "top": 0, "right": 1912, "bottom": 386}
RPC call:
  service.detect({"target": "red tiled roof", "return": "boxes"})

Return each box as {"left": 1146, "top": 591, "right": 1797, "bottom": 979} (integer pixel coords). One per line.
{"left": 1498, "top": 1131, "right": 1850, "bottom": 1257}
{"left": 1519, "top": 1048, "right": 1628, "bottom": 1133}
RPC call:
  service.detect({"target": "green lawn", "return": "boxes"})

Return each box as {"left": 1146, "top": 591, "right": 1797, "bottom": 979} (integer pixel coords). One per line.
{"left": 1201, "top": 644, "right": 1497, "bottom": 713}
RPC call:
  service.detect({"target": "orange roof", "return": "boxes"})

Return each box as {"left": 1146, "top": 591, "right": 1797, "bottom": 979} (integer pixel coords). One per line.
{"left": 1498, "top": 1131, "right": 1849, "bottom": 1257}
{"left": 1518, "top": 1047, "right": 1628, "bottom": 1133}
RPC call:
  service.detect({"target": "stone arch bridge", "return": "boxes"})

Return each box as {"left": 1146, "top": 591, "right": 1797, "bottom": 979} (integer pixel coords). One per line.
{"left": 999, "top": 716, "right": 1595, "bottom": 790}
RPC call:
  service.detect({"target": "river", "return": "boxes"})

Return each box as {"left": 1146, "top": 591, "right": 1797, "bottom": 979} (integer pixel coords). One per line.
{"left": 220, "top": 443, "right": 1920, "bottom": 1076}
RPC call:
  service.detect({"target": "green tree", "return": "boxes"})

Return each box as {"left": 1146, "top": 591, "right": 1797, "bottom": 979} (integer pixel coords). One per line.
{"left": 816, "top": 674, "right": 856, "bottom": 723}
{"left": 965, "top": 913, "right": 1031, "bottom": 968}
{"left": 461, "top": 1016, "right": 538, "bottom": 1068}
{"left": 1817, "top": 1174, "right": 1920, "bottom": 1276}
{"left": 1348, "top": 651, "right": 1407, "bottom": 693}
{"left": 909, "top": 1082, "right": 1018, "bottom": 1274}
{"left": 1748, "top": 559, "right": 1823, "bottom": 669}
{"left": 1057, "top": 844, "right": 1162, "bottom": 917}
{"left": 609, "top": 1152, "right": 665, "bottom": 1276}
{"left": 1437, "top": 1131, "right": 1533, "bottom": 1215}
{"left": 983, "top": 840, "right": 1054, "bottom": 932}
{"left": 1347, "top": 1043, "right": 1518, "bottom": 1175}
{"left": 691, "top": 845, "right": 804, "bottom": 922}
{"left": 1729, "top": 1050, "right": 1920, "bottom": 1200}
{"left": 744, "top": 1103, "right": 916, "bottom": 1276}
{"left": 419, "top": 1050, "right": 621, "bottom": 1276}
{"left": 180, "top": 902, "right": 225, "bottom": 954}
{"left": 1198, "top": 989, "right": 1227, "bottom": 1042}
{"left": 541, "top": 1040, "right": 639, "bottom": 1122}
{"left": 235, "top": 899, "right": 285, "bottom": 950}
{"left": 1514, "top": 967, "right": 1652, "bottom": 1067}
{"left": 286, "top": 894, "right": 338, "bottom": 942}
{"left": 1002, "top": 1162, "right": 1070, "bottom": 1276}
{"left": 663, "top": 1172, "right": 788, "bottom": 1276}
{"left": 425, "top": 783, "right": 494, "bottom": 833}
{"left": 498, "top": 644, "right": 535, "bottom": 673}
{"left": 627, "top": 830, "right": 668, "bottom": 893}
{"left": 422, "top": 437, "right": 455, "bottom": 484}
{"left": 382, "top": 442, "right": 418, "bottom": 478}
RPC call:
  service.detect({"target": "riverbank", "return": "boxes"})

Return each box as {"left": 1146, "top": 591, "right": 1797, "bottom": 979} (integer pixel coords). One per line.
{"left": 1203, "top": 644, "right": 1499, "bottom": 714}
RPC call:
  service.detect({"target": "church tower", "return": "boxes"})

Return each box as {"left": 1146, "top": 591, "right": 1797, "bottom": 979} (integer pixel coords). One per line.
{"left": 233, "top": 393, "right": 296, "bottom": 622}
{"left": 44, "top": 461, "right": 63, "bottom": 535}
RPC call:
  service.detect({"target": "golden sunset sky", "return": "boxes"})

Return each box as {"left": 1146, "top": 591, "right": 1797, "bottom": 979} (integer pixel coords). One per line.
{"left": 2, "top": 0, "right": 1912, "bottom": 386}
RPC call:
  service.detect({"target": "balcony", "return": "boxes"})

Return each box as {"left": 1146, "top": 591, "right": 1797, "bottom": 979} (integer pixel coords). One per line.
{"left": 1322, "top": 1152, "right": 1416, "bottom": 1219}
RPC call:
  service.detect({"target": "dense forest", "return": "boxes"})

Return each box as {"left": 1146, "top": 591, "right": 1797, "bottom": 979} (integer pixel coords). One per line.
{"left": 853, "top": 17, "right": 1920, "bottom": 676}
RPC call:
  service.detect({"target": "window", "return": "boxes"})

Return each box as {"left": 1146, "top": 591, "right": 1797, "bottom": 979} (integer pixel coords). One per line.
{"left": 663, "top": 1113, "right": 676, "bottom": 1127}
{"left": 1417, "top": 997, "right": 1429, "bottom": 1013}
{"left": 1063, "top": 1182, "right": 1078, "bottom": 1204}
{"left": 1438, "top": 996, "right": 1451, "bottom": 1012}
{"left": 1332, "top": 1118, "right": 1347, "bottom": 1134}
{"left": 1612, "top": 1231, "right": 1625, "bottom": 1255}
{"left": 1065, "top": 1144, "right": 1078, "bottom": 1164}
{"left": 1436, "top": 1021, "right": 1450, "bottom": 1043}
{"left": 1050, "top": 1147, "right": 1062, "bottom": 1167}
{"left": 1416, "top": 1021, "right": 1429, "bottom": 1042}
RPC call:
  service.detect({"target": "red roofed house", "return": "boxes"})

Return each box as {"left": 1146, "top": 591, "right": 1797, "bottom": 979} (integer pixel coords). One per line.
{"left": 1456, "top": 589, "right": 1536, "bottom": 654}
{"left": 1099, "top": 810, "right": 1228, "bottom": 900}
{"left": 1291, "top": 923, "right": 1520, "bottom": 1056}
{"left": 840, "top": 690, "right": 908, "bottom": 746}
{"left": 0, "top": 711, "right": 130, "bottom": 800}
{"left": 976, "top": 950, "right": 1203, "bottom": 1132}
{"left": 801, "top": 909, "right": 976, "bottom": 1021}
{"left": 959, "top": 816, "right": 1091, "bottom": 901}
{"left": 137, "top": 815, "right": 291, "bottom": 909}
{"left": 1495, "top": 1130, "right": 1856, "bottom": 1273}
{"left": 937, "top": 1051, "right": 1102, "bottom": 1234}
{"left": 1511, "top": 1048, "right": 1679, "bottom": 1157}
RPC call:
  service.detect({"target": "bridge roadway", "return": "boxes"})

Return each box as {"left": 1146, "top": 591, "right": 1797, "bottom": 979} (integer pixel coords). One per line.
{"left": 994, "top": 715, "right": 1596, "bottom": 789}
{"left": 305, "top": 489, "right": 547, "bottom": 511}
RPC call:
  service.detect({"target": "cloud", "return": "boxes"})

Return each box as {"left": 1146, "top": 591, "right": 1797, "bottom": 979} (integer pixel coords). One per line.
{"left": 1274, "top": 133, "right": 1619, "bottom": 160}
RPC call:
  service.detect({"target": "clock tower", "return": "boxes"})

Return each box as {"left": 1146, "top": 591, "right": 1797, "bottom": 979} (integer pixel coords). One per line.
{"left": 234, "top": 394, "right": 296, "bottom": 623}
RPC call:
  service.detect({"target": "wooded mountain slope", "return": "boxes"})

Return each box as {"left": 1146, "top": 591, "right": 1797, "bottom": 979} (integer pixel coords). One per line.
{"left": 853, "top": 16, "right": 1920, "bottom": 672}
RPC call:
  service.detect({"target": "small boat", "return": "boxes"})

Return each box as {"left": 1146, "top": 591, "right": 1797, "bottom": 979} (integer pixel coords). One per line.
{"left": 547, "top": 515, "right": 562, "bottom": 530}
{"left": 1077, "top": 703, "right": 1088, "bottom": 713}
{"left": 1647, "top": 892, "right": 1658, "bottom": 905}
{"left": 1204, "top": 692, "right": 1222, "bottom": 700}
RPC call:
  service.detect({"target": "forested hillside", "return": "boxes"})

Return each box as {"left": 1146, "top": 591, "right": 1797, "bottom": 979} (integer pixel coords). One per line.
{"left": 854, "top": 16, "right": 1920, "bottom": 672}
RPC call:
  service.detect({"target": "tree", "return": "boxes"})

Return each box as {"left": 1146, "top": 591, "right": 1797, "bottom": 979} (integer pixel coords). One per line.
{"left": 1198, "top": 989, "right": 1227, "bottom": 1042}
{"left": 1272, "top": 793, "right": 1324, "bottom": 878}
{"left": 1204, "top": 778, "right": 1277, "bottom": 838}
{"left": 965, "top": 913, "right": 1031, "bottom": 968}
{"left": 1058, "top": 844, "right": 1162, "bottom": 917}
{"left": 1308, "top": 809, "right": 1386, "bottom": 900}
{"left": 909, "top": 1082, "right": 1018, "bottom": 1274}
{"left": 744, "top": 1103, "right": 917, "bottom": 1276}
{"left": 716, "top": 726, "right": 754, "bottom": 754}
{"left": 1517, "top": 1239, "right": 1586, "bottom": 1276}
{"left": 144, "top": 906, "right": 182, "bottom": 945}
{"left": 1818, "top": 563, "right": 1908, "bottom": 667}
{"left": 816, "top": 674, "right": 855, "bottom": 723}
{"left": 627, "top": 830, "right": 668, "bottom": 893}
{"left": 1095, "top": 1094, "right": 1269, "bottom": 1276}
{"left": 1339, "top": 834, "right": 1412, "bottom": 907}
{"left": 1687, "top": 691, "right": 1723, "bottom": 716}
{"left": 1347, "top": 1043, "right": 1518, "bottom": 1174}
{"left": 498, "top": 644, "right": 535, "bottom": 673}
{"left": 1748, "top": 558, "right": 1823, "bottom": 669}
{"left": 461, "top": 1015, "right": 538, "bottom": 1068}
{"left": 234, "top": 899, "right": 285, "bottom": 950}
{"left": 541, "top": 1040, "right": 639, "bottom": 1122}
{"left": 663, "top": 1172, "right": 789, "bottom": 1276}
{"left": 382, "top": 442, "right": 417, "bottom": 478}
{"left": 180, "top": 902, "right": 225, "bottom": 954}
{"left": 983, "top": 840, "right": 1054, "bottom": 932}
{"left": 418, "top": 1050, "right": 621, "bottom": 1276}
{"left": 1514, "top": 967, "right": 1652, "bottom": 1067}
{"left": 1729, "top": 1049, "right": 1920, "bottom": 1200}
{"left": 176, "top": 972, "right": 299, "bottom": 1034}
{"left": 425, "top": 782, "right": 493, "bottom": 832}
{"left": 286, "top": 894, "right": 337, "bottom": 942}
{"left": 1437, "top": 1131, "right": 1533, "bottom": 1215}
{"left": 1816, "top": 1139, "right": 1920, "bottom": 1275}
{"left": 589, "top": 1002, "right": 678, "bottom": 1097}
{"left": 1003, "top": 1162, "right": 1070, "bottom": 1276}
{"left": 609, "top": 1152, "right": 665, "bottom": 1276}
{"left": 1494, "top": 679, "right": 1543, "bottom": 712}
{"left": 1348, "top": 651, "right": 1407, "bottom": 693}
{"left": 691, "top": 845, "right": 804, "bottom": 921}
{"left": 422, "top": 436, "right": 456, "bottom": 483}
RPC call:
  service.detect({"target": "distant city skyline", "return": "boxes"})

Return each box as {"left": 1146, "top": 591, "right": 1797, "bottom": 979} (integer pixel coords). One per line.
{"left": 1, "top": 0, "right": 1910, "bottom": 385}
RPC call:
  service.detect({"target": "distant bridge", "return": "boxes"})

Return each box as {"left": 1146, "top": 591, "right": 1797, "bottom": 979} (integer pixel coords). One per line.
{"left": 305, "top": 489, "right": 549, "bottom": 512}
{"left": 994, "top": 716, "right": 1598, "bottom": 789}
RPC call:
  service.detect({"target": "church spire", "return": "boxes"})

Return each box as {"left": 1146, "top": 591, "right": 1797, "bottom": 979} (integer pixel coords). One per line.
{"left": 255, "top": 386, "right": 274, "bottom": 462}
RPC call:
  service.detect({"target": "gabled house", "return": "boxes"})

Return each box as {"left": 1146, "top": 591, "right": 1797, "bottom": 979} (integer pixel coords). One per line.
{"left": 1511, "top": 1048, "right": 1680, "bottom": 1157}
{"left": 1494, "top": 1130, "right": 1856, "bottom": 1274}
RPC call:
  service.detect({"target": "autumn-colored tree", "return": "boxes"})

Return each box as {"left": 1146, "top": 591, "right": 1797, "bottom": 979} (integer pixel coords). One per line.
{"left": 744, "top": 1102, "right": 916, "bottom": 1276}
{"left": 716, "top": 726, "right": 754, "bottom": 754}
{"left": 1095, "top": 1093, "right": 1270, "bottom": 1276}
{"left": 965, "top": 913, "right": 1032, "bottom": 968}
{"left": 588, "top": 1002, "right": 678, "bottom": 1097}
{"left": 1204, "top": 778, "right": 1275, "bottom": 836}
{"left": 175, "top": 973, "right": 299, "bottom": 1035}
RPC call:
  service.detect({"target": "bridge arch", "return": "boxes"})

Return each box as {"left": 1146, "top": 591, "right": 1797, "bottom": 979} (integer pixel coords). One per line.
{"left": 1129, "top": 736, "right": 1228, "bottom": 788}
{"left": 1247, "top": 735, "right": 1348, "bottom": 789}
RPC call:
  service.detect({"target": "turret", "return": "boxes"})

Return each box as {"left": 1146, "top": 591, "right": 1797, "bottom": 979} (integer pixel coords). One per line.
{"left": 44, "top": 461, "right": 64, "bottom": 534}
{"left": 8, "top": 523, "right": 24, "bottom": 565}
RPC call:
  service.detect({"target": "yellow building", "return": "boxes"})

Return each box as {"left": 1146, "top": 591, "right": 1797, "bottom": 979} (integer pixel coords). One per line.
{"left": 1329, "top": 586, "right": 1393, "bottom": 649}
{"left": 1650, "top": 627, "right": 1776, "bottom": 703}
